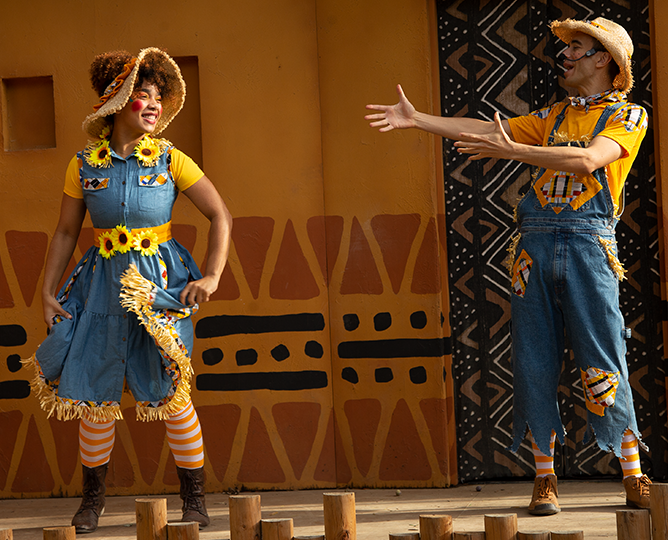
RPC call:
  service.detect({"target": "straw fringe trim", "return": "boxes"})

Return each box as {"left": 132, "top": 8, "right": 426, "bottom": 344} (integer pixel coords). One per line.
{"left": 599, "top": 236, "right": 626, "bottom": 281}
{"left": 21, "top": 354, "right": 123, "bottom": 422}
{"left": 504, "top": 232, "right": 522, "bottom": 274}
{"left": 119, "top": 263, "right": 194, "bottom": 421}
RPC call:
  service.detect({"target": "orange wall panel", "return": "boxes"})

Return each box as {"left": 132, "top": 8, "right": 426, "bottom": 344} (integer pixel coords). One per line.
{"left": 0, "top": 0, "right": 455, "bottom": 498}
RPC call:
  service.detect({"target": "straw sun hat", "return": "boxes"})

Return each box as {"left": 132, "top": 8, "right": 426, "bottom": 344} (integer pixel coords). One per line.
{"left": 82, "top": 47, "right": 186, "bottom": 139}
{"left": 550, "top": 17, "right": 634, "bottom": 93}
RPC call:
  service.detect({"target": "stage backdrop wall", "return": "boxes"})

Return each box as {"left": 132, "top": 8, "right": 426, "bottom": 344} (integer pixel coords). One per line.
{"left": 437, "top": 0, "right": 668, "bottom": 482}
{"left": 0, "top": 0, "right": 457, "bottom": 498}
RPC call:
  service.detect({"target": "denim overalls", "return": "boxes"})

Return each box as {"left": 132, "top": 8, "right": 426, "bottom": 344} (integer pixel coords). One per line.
{"left": 509, "top": 101, "right": 642, "bottom": 457}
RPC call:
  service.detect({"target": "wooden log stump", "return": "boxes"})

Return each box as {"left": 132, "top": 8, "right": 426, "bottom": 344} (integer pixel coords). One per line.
{"left": 0, "top": 529, "right": 12, "bottom": 540}
{"left": 420, "top": 515, "right": 453, "bottom": 540}
{"left": 389, "top": 534, "right": 420, "bottom": 540}
{"left": 484, "top": 514, "right": 517, "bottom": 540}
{"left": 551, "top": 532, "right": 584, "bottom": 540}
{"left": 262, "top": 518, "right": 294, "bottom": 540}
{"left": 650, "top": 483, "right": 668, "bottom": 539}
{"left": 167, "top": 522, "right": 199, "bottom": 540}
{"left": 136, "top": 498, "right": 168, "bottom": 540}
{"left": 616, "top": 509, "right": 650, "bottom": 540}
{"left": 518, "top": 533, "right": 549, "bottom": 540}
{"left": 323, "top": 492, "right": 356, "bottom": 540}
{"left": 452, "top": 533, "right": 485, "bottom": 540}
{"left": 42, "top": 527, "right": 75, "bottom": 540}
{"left": 230, "top": 495, "right": 262, "bottom": 540}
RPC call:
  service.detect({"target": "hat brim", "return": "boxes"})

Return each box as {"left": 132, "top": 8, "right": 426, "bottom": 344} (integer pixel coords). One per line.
{"left": 550, "top": 19, "right": 633, "bottom": 93}
{"left": 82, "top": 48, "right": 186, "bottom": 139}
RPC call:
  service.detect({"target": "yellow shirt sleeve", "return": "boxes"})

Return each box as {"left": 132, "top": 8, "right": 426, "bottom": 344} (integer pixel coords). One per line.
{"left": 507, "top": 103, "right": 562, "bottom": 146}
{"left": 170, "top": 148, "right": 205, "bottom": 191}
{"left": 63, "top": 155, "right": 84, "bottom": 199}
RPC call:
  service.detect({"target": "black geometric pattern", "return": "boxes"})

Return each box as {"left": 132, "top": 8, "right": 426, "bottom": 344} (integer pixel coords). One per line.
{"left": 436, "top": 0, "right": 665, "bottom": 482}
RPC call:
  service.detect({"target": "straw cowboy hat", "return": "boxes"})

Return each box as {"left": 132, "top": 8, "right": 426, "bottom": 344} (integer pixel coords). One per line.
{"left": 82, "top": 47, "right": 186, "bottom": 139}
{"left": 550, "top": 17, "right": 634, "bottom": 93}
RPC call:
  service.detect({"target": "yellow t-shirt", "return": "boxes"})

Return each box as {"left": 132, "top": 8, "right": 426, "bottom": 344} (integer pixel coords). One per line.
{"left": 507, "top": 96, "right": 647, "bottom": 209}
{"left": 63, "top": 147, "right": 204, "bottom": 199}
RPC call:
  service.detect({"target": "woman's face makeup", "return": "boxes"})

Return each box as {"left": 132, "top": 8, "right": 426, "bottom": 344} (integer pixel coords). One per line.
{"left": 116, "top": 80, "right": 163, "bottom": 135}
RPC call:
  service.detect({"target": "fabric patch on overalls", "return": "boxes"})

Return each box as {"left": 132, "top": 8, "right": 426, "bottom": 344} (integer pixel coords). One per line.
{"left": 540, "top": 172, "right": 585, "bottom": 204}
{"left": 581, "top": 366, "right": 620, "bottom": 417}
{"left": 83, "top": 178, "right": 109, "bottom": 190}
{"left": 599, "top": 236, "right": 627, "bottom": 281}
{"left": 533, "top": 129, "right": 603, "bottom": 213}
{"left": 511, "top": 249, "right": 532, "bottom": 298}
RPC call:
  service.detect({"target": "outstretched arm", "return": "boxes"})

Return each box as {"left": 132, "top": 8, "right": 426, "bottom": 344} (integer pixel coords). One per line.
{"left": 365, "top": 84, "right": 514, "bottom": 140}
{"left": 179, "top": 175, "right": 232, "bottom": 306}
{"left": 42, "top": 194, "right": 87, "bottom": 327}
{"left": 455, "top": 112, "right": 623, "bottom": 174}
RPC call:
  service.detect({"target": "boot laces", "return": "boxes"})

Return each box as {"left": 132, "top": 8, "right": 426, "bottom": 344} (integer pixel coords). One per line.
{"left": 181, "top": 473, "right": 206, "bottom": 514}
{"left": 636, "top": 475, "right": 651, "bottom": 497}
{"left": 536, "top": 476, "right": 555, "bottom": 499}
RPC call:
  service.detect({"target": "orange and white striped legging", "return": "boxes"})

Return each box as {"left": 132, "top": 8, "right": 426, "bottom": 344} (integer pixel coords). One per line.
{"left": 79, "top": 400, "right": 204, "bottom": 469}
{"left": 529, "top": 428, "right": 642, "bottom": 479}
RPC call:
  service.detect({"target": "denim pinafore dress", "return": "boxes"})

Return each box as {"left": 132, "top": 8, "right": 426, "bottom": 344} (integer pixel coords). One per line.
{"left": 509, "top": 101, "right": 642, "bottom": 458}
{"left": 25, "top": 139, "right": 203, "bottom": 423}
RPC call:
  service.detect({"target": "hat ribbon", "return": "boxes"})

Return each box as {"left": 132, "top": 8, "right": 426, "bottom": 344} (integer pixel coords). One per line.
{"left": 92, "top": 58, "right": 137, "bottom": 112}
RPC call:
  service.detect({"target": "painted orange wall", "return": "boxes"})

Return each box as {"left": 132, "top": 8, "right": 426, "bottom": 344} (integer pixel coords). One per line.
{"left": 649, "top": 0, "right": 668, "bottom": 406}
{"left": 0, "top": 0, "right": 456, "bottom": 498}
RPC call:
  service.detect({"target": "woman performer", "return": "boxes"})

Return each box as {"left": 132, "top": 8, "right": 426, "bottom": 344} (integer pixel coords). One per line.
{"left": 24, "top": 47, "right": 232, "bottom": 532}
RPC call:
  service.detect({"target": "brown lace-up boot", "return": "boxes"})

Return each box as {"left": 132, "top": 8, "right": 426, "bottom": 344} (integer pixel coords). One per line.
{"left": 72, "top": 463, "right": 108, "bottom": 533}
{"left": 177, "top": 466, "right": 210, "bottom": 528}
{"left": 528, "top": 474, "right": 560, "bottom": 515}
{"left": 624, "top": 474, "right": 651, "bottom": 508}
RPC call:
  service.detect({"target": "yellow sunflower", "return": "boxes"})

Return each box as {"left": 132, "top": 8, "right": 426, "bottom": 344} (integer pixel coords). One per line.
{"left": 85, "top": 140, "right": 112, "bottom": 168}
{"left": 99, "top": 125, "right": 111, "bottom": 140}
{"left": 111, "top": 225, "right": 133, "bottom": 254}
{"left": 98, "top": 231, "right": 116, "bottom": 259}
{"left": 134, "top": 137, "right": 162, "bottom": 167}
{"left": 133, "top": 229, "right": 160, "bottom": 256}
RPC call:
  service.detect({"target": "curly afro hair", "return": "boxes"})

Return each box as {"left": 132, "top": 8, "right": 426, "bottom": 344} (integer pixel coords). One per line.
{"left": 89, "top": 49, "right": 178, "bottom": 98}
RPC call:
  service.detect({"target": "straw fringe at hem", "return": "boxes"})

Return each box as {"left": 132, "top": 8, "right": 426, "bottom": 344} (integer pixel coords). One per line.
{"left": 21, "top": 354, "right": 123, "bottom": 422}
{"left": 22, "top": 263, "right": 194, "bottom": 423}
{"left": 120, "top": 263, "right": 194, "bottom": 421}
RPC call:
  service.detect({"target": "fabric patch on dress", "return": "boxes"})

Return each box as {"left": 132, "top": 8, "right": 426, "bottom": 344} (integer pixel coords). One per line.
{"left": 581, "top": 366, "right": 620, "bottom": 417}
{"left": 139, "top": 174, "right": 168, "bottom": 186}
{"left": 83, "top": 178, "right": 109, "bottom": 190}
{"left": 511, "top": 249, "right": 532, "bottom": 298}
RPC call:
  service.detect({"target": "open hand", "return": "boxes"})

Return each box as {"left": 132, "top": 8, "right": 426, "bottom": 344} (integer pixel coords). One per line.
{"left": 454, "top": 112, "right": 514, "bottom": 160}
{"left": 365, "top": 84, "right": 416, "bottom": 132}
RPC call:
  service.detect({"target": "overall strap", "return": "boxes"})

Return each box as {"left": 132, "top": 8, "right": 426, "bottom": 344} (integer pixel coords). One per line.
{"left": 590, "top": 101, "right": 628, "bottom": 216}
{"left": 546, "top": 101, "right": 570, "bottom": 145}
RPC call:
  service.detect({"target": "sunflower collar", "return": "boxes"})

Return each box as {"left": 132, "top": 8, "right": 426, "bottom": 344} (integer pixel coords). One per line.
{"left": 84, "top": 129, "right": 171, "bottom": 169}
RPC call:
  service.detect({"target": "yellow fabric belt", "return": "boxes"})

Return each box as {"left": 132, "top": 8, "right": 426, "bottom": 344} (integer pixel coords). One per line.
{"left": 93, "top": 222, "right": 172, "bottom": 258}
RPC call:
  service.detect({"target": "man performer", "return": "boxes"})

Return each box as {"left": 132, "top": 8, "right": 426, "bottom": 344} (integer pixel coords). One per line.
{"left": 366, "top": 17, "right": 650, "bottom": 515}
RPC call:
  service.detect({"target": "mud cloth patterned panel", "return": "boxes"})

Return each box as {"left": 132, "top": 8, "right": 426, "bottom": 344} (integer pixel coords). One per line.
{"left": 437, "top": 0, "right": 665, "bottom": 482}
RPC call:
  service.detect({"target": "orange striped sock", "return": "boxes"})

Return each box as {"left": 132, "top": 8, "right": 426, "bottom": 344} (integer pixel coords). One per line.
{"left": 79, "top": 417, "right": 116, "bottom": 468}
{"left": 619, "top": 428, "right": 642, "bottom": 479}
{"left": 530, "top": 431, "right": 555, "bottom": 477}
{"left": 164, "top": 400, "right": 204, "bottom": 470}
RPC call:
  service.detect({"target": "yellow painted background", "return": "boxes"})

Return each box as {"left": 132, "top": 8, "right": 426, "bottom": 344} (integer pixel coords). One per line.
{"left": 0, "top": 0, "right": 457, "bottom": 498}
